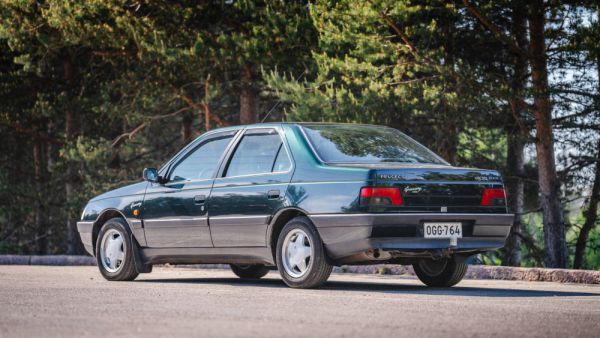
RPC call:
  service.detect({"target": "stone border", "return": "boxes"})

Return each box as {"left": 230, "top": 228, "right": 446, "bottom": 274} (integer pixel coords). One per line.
{"left": 0, "top": 255, "right": 96, "bottom": 266}
{"left": 1, "top": 255, "right": 598, "bottom": 284}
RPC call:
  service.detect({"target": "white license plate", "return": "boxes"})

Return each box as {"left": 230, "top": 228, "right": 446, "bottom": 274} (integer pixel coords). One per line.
{"left": 423, "top": 222, "right": 463, "bottom": 238}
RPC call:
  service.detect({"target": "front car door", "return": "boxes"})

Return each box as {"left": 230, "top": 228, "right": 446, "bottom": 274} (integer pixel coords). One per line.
{"left": 142, "top": 130, "right": 238, "bottom": 247}
{"left": 208, "top": 127, "right": 294, "bottom": 247}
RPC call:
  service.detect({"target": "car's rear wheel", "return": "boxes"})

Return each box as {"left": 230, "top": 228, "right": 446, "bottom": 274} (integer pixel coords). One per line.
{"left": 95, "top": 218, "right": 139, "bottom": 281}
{"left": 276, "top": 216, "right": 332, "bottom": 288}
{"left": 412, "top": 256, "right": 467, "bottom": 287}
{"left": 230, "top": 264, "right": 270, "bottom": 279}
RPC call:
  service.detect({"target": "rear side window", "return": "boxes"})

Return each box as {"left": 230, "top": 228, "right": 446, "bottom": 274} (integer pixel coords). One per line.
{"left": 225, "top": 130, "right": 288, "bottom": 177}
{"left": 302, "top": 124, "right": 447, "bottom": 165}
{"left": 170, "top": 136, "right": 233, "bottom": 181}
{"left": 272, "top": 144, "right": 292, "bottom": 172}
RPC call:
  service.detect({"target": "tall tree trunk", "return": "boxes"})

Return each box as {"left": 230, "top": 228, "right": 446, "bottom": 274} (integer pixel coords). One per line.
{"left": 239, "top": 66, "right": 257, "bottom": 124}
{"left": 64, "top": 59, "right": 81, "bottom": 255}
{"left": 181, "top": 113, "right": 193, "bottom": 144}
{"left": 503, "top": 132, "right": 526, "bottom": 265}
{"left": 33, "top": 140, "right": 48, "bottom": 254}
{"left": 573, "top": 40, "right": 600, "bottom": 269}
{"left": 502, "top": 3, "right": 528, "bottom": 267}
{"left": 573, "top": 139, "right": 600, "bottom": 268}
{"left": 528, "top": 0, "right": 567, "bottom": 268}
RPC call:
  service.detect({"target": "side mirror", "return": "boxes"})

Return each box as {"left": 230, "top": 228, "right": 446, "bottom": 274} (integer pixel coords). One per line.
{"left": 143, "top": 168, "right": 160, "bottom": 183}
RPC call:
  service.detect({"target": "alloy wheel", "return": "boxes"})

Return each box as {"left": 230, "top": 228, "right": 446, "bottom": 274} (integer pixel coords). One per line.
{"left": 282, "top": 228, "right": 313, "bottom": 278}
{"left": 99, "top": 229, "right": 125, "bottom": 273}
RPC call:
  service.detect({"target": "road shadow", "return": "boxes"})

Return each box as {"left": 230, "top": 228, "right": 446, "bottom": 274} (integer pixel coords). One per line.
{"left": 136, "top": 276, "right": 599, "bottom": 298}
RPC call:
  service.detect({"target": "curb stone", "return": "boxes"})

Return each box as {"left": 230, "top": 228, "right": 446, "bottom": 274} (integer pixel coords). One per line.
{"left": 0, "top": 255, "right": 95, "bottom": 266}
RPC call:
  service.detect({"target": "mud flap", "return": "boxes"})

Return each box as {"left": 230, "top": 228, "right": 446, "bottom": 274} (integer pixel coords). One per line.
{"left": 130, "top": 233, "right": 152, "bottom": 273}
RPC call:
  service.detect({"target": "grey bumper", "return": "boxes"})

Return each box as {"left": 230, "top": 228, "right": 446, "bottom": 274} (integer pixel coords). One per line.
{"left": 309, "top": 213, "right": 514, "bottom": 259}
{"left": 76, "top": 221, "right": 95, "bottom": 256}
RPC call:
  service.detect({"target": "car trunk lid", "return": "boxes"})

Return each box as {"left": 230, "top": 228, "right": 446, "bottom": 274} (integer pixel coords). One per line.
{"left": 337, "top": 163, "right": 506, "bottom": 213}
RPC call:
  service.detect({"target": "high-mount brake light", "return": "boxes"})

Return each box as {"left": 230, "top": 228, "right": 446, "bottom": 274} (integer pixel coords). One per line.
{"left": 360, "top": 187, "right": 404, "bottom": 206}
{"left": 481, "top": 188, "right": 506, "bottom": 206}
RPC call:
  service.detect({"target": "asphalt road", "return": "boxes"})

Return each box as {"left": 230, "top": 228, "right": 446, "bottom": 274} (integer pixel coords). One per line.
{"left": 1, "top": 266, "right": 599, "bottom": 338}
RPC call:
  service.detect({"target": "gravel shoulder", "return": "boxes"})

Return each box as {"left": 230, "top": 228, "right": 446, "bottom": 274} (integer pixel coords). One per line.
{"left": 1, "top": 265, "right": 600, "bottom": 338}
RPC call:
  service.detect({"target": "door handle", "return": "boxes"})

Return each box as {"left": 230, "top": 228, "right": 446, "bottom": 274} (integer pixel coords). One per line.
{"left": 267, "top": 190, "right": 280, "bottom": 199}
{"left": 194, "top": 195, "right": 206, "bottom": 204}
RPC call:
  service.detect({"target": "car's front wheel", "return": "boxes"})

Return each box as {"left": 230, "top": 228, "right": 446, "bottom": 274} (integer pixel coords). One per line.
{"left": 95, "top": 218, "right": 139, "bottom": 281}
{"left": 276, "top": 216, "right": 332, "bottom": 288}
{"left": 412, "top": 256, "right": 467, "bottom": 287}
{"left": 230, "top": 264, "right": 270, "bottom": 279}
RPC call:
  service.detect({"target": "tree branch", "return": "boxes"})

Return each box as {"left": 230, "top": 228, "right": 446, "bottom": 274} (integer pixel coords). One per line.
{"left": 111, "top": 107, "right": 193, "bottom": 148}
{"left": 181, "top": 94, "right": 229, "bottom": 128}
{"left": 367, "top": 1, "right": 416, "bottom": 53}
{"left": 365, "top": 0, "right": 438, "bottom": 68}
{"left": 462, "top": 0, "right": 528, "bottom": 58}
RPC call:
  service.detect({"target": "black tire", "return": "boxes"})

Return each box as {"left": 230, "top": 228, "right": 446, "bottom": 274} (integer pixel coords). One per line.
{"left": 95, "top": 218, "right": 139, "bottom": 281}
{"left": 275, "top": 216, "right": 332, "bottom": 289}
{"left": 230, "top": 264, "right": 270, "bottom": 279}
{"left": 412, "top": 256, "right": 467, "bottom": 287}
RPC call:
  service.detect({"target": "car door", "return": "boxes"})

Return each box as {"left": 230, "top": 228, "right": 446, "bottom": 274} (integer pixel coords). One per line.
{"left": 208, "top": 127, "right": 294, "bottom": 247}
{"left": 142, "top": 131, "right": 238, "bottom": 247}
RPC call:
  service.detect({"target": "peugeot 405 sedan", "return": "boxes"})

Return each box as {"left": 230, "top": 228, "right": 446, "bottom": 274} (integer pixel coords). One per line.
{"left": 77, "top": 123, "right": 513, "bottom": 288}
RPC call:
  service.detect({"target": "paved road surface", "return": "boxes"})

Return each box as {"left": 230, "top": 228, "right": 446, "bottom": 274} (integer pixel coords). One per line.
{"left": 1, "top": 266, "right": 599, "bottom": 338}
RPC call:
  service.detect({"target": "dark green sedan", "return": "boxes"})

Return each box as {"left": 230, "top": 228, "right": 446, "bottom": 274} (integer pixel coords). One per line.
{"left": 77, "top": 123, "right": 512, "bottom": 288}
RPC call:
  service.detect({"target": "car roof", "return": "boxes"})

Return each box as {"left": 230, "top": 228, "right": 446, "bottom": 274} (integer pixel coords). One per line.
{"left": 216, "top": 121, "right": 379, "bottom": 129}
{"left": 202, "top": 122, "right": 385, "bottom": 137}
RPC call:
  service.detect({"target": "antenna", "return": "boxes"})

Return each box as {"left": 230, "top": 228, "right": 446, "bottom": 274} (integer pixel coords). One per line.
{"left": 260, "top": 71, "right": 306, "bottom": 123}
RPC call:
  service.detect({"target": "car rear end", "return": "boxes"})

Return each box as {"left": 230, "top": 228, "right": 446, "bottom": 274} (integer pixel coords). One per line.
{"left": 299, "top": 123, "right": 513, "bottom": 264}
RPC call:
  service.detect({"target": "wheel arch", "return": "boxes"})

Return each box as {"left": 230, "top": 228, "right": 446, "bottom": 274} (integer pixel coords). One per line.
{"left": 267, "top": 207, "right": 314, "bottom": 261}
{"left": 91, "top": 209, "right": 131, "bottom": 253}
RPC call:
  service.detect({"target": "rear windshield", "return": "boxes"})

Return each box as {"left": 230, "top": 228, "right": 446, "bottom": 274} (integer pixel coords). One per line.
{"left": 301, "top": 124, "right": 447, "bottom": 165}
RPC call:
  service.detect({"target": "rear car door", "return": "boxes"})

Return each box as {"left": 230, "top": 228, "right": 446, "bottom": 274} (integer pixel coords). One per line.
{"left": 142, "top": 131, "right": 237, "bottom": 247}
{"left": 208, "top": 127, "right": 294, "bottom": 247}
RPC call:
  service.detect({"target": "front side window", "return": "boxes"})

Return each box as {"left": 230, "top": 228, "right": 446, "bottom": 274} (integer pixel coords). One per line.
{"left": 226, "top": 130, "right": 288, "bottom": 177}
{"left": 302, "top": 124, "right": 447, "bottom": 165}
{"left": 170, "top": 136, "right": 233, "bottom": 181}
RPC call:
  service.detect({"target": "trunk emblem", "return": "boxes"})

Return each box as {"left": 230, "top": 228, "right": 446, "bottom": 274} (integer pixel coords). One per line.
{"left": 441, "top": 206, "right": 448, "bottom": 212}
{"left": 404, "top": 186, "right": 422, "bottom": 194}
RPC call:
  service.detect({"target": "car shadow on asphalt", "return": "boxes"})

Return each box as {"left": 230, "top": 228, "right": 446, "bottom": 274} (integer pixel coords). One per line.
{"left": 136, "top": 277, "right": 599, "bottom": 298}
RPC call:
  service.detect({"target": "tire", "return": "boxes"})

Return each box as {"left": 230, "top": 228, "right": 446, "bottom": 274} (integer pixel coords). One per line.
{"left": 95, "top": 218, "right": 139, "bottom": 281}
{"left": 412, "top": 256, "right": 468, "bottom": 287}
{"left": 275, "top": 216, "right": 332, "bottom": 288}
{"left": 230, "top": 264, "right": 270, "bottom": 279}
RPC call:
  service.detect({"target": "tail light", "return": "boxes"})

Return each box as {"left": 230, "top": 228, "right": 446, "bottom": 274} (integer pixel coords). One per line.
{"left": 481, "top": 188, "right": 506, "bottom": 206}
{"left": 360, "top": 187, "right": 404, "bottom": 206}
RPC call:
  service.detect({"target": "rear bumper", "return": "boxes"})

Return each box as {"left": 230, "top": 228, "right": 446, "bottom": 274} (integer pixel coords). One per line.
{"left": 310, "top": 213, "right": 513, "bottom": 260}
{"left": 76, "top": 221, "right": 95, "bottom": 256}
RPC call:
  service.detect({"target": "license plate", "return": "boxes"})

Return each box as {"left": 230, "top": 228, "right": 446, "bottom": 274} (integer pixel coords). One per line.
{"left": 423, "top": 222, "right": 462, "bottom": 238}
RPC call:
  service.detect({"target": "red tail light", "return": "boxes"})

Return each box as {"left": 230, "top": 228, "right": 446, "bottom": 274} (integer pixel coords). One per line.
{"left": 481, "top": 188, "right": 506, "bottom": 206}
{"left": 360, "top": 187, "right": 404, "bottom": 206}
